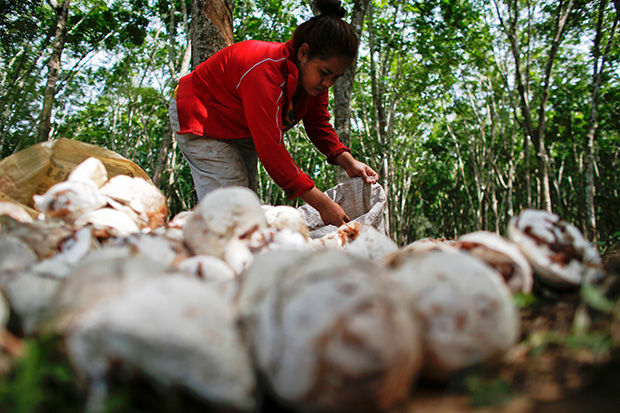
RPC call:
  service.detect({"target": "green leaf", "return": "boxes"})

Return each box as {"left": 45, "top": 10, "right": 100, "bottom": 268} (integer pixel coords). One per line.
{"left": 581, "top": 285, "right": 615, "bottom": 314}
{"left": 513, "top": 292, "right": 536, "bottom": 308}
{"left": 464, "top": 375, "right": 513, "bottom": 408}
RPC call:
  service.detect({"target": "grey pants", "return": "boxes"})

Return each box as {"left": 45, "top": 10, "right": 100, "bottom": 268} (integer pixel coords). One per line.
{"left": 168, "top": 99, "right": 258, "bottom": 201}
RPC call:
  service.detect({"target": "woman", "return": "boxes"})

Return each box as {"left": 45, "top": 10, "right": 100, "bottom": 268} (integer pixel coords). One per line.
{"left": 169, "top": 0, "right": 378, "bottom": 227}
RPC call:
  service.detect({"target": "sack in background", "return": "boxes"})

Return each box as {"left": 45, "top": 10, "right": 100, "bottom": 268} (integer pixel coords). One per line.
{"left": 0, "top": 138, "right": 152, "bottom": 216}
{"left": 297, "top": 177, "right": 388, "bottom": 239}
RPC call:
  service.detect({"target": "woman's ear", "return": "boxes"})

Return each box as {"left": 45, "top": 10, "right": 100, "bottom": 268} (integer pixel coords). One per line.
{"left": 297, "top": 43, "right": 310, "bottom": 64}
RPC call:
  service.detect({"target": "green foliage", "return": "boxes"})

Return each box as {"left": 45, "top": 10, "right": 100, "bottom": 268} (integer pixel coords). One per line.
{"left": 66, "top": 2, "right": 150, "bottom": 53}
{"left": 529, "top": 329, "right": 614, "bottom": 359}
{"left": 0, "top": 0, "right": 619, "bottom": 242}
{"left": 0, "top": 0, "right": 50, "bottom": 53}
{"left": 0, "top": 335, "right": 209, "bottom": 412}
{"left": 566, "top": 327, "right": 615, "bottom": 356}
{"left": 0, "top": 336, "right": 82, "bottom": 413}
{"left": 514, "top": 292, "right": 537, "bottom": 309}
{"left": 596, "top": 231, "right": 620, "bottom": 256}
{"left": 581, "top": 285, "right": 616, "bottom": 314}
{"left": 234, "top": 0, "right": 305, "bottom": 43}
{"left": 464, "top": 375, "right": 513, "bottom": 408}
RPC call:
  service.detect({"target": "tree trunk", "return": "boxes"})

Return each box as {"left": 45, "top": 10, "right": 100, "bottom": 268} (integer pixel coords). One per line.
{"left": 537, "top": 0, "right": 575, "bottom": 212}
{"left": 154, "top": 0, "right": 192, "bottom": 187}
{"left": 367, "top": 4, "right": 391, "bottom": 236}
{"left": 584, "top": 0, "right": 619, "bottom": 241}
{"left": 157, "top": 0, "right": 232, "bottom": 201}
{"left": 366, "top": 4, "right": 408, "bottom": 238}
{"left": 445, "top": 113, "right": 476, "bottom": 223}
{"left": 38, "top": 0, "right": 71, "bottom": 143}
{"left": 524, "top": 133, "right": 531, "bottom": 207}
{"left": 0, "top": 48, "right": 39, "bottom": 153}
{"left": 191, "top": 0, "right": 233, "bottom": 67}
{"left": 333, "top": 0, "right": 370, "bottom": 184}
{"left": 534, "top": 141, "right": 552, "bottom": 211}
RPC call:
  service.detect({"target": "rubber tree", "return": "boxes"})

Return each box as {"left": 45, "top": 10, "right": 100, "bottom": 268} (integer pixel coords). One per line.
{"left": 333, "top": 0, "right": 371, "bottom": 184}
{"left": 38, "top": 0, "right": 71, "bottom": 143}
{"left": 191, "top": 0, "right": 234, "bottom": 67}
{"left": 584, "top": 0, "right": 619, "bottom": 241}
{"left": 494, "top": 0, "right": 576, "bottom": 213}
{"left": 153, "top": 0, "right": 193, "bottom": 188}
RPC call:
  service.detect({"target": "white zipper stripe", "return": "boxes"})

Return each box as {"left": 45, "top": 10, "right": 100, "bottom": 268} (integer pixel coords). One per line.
{"left": 236, "top": 57, "right": 288, "bottom": 89}
{"left": 275, "top": 90, "right": 284, "bottom": 144}
{"left": 237, "top": 57, "right": 299, "bottom": 174}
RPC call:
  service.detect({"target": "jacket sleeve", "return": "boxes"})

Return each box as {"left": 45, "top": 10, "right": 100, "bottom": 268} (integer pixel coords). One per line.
{"left": 237, "top": 63, "right": 315, "bottom": 200}
{"left": 302, "top": 91, "right": 351, "bottom": 165}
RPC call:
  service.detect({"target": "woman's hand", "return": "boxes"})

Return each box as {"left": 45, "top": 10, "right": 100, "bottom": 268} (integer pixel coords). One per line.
{"left": 335, "top": 152, "right": 379, "bottom": 184}
{"left": 317, "top": 200, "right": 350, "bottom": 227}
{"left": 300, "top": 187, "right": 350, "bottom": 227}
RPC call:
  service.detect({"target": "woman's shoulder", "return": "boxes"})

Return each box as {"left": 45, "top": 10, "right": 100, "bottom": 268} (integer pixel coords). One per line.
{"left": 230, "top": 40, "right": 297, "bottom": 85}
{"left": 230, "top": 40, "right": 290, "bottom": 63}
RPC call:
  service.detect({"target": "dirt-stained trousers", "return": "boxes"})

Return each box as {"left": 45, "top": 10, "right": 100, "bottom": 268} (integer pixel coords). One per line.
{"left": 168, "top": 98, "right": 258, "bottom": 201}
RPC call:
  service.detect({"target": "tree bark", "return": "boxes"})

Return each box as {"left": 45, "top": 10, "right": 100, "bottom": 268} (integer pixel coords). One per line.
{"left": 524, "top": 132, "right": 532, "bottom": 208}
{"left": 533, "top": 0, "right": 575, "bottom": 212}
{"left": 367, "top": 4, "right": 403, "bottom": 237}
{"left": 38, "top": 0, "right": 71, "bottom": 143}
{"left": 333, "top": 0, "right": 370, "bottom": 184}
{"left": 156, "top": 0, "right": 232, "bottom": 196}
{"left": 368, "top": 5, "right": 392, "bottom": 235}
{"left": 191, "top": 0, "right": 233, "bottom": 67}
{"left": 154, "top": 0, "right": 192, "bottom": 187}
{"left": 0, "top": 46, "right": 43, "bottom": 153}
{"left": 584, "top": 0, "right": 619, "bottom": 242}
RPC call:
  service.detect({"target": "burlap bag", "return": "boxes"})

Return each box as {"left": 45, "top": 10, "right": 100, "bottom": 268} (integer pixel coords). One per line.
{"left": 297, "top": 177, "right": 388, "bottom": 239}
{"left": 0, "top": 138, "right": 151, "bottom": 217}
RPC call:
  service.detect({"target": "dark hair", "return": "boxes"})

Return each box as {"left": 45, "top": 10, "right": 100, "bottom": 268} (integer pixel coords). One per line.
{"left": 292, "top": 0, "right": 359, "bottom": 62}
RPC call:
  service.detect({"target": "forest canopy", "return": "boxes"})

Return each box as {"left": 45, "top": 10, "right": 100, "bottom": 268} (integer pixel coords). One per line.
{"left": 1, "top": 0, "right": 619, "bottom": 249}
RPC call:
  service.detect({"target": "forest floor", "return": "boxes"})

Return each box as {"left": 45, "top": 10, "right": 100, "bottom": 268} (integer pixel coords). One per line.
{"left": 407, "top": 247, "right": 620, "bottom": 413}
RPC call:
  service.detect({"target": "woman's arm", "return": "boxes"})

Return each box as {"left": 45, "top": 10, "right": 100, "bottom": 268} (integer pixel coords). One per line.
{"left": 299, "top": 153, "right": 379, "bottom": 227}
{"left": 299, "top": 186, "right": 350, "bottom": 227}
{"left": 335, "top": 152, "right": 379, "bottom": 184}
{"left": 300, "top": 94, "right": 379, "bottom": 184}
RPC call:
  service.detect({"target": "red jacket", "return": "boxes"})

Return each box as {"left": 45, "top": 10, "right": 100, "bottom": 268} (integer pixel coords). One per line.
{"left": 174, "top": 40, "right": 350, "bottom": 199}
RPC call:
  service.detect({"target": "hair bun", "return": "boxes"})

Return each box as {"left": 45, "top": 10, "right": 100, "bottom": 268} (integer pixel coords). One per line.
{"left": 315, "top": 0, "right": 347, "bottom": 18}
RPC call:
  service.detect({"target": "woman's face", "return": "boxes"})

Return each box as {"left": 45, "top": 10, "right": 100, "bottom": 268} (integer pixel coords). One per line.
{"left": 297, "top": 43, "right": 350, "bottom": 96}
